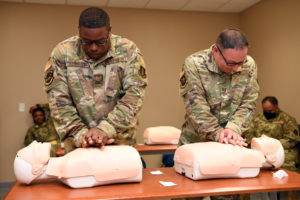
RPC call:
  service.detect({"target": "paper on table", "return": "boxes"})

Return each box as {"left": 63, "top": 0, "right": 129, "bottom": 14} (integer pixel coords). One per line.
{"left": 273, "top": 169, "right": 288, "bottom": 179}
{"left": 150, "top": 170, "right": 163, "bottom": 175}
{"left": 159, "top": 181, "right": 176, "bottom": 187}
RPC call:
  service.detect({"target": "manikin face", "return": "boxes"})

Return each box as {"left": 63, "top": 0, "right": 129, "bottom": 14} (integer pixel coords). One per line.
{"left": 14, "top": 141, "right": 51, "bottom": 184}
{"left": 251, "top": 135, "right": 284, "bottom": 169}
{"left": 251, "top": 135, "right": 281, "bottom": 156}
{"left": 253, "top": 135, "right": 273, "bottom": 145}
{"left": 17, "top": 141, "right": 51, "bottom": 164}
{"left": 79, "top": 26, "right": 111, "bottom": 60}
{"left": 213, "top": 45, "right": 248, "bottom": 74}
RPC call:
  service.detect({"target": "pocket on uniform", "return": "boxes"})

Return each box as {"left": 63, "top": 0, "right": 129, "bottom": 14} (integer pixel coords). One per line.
{"left": 68, "top": 68, "right": 92, "bottom": 104}
{"left": 105, "top": 65, "right": 123, "bottom": 100}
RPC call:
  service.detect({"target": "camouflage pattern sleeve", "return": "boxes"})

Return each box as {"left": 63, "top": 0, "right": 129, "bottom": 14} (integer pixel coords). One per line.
{"left": 24, "top": 128, "right": 35, "bottom": 146}
{"left": 97, "top": 49, "right": 147, "bottom": 137}
{"left": 44, "top": 47, "right": 88, "bottom": 147}
{"left": 280, "top": 116, "right": 300, "bottom": 149}
{"left": 225, "top": 57, "right": 259, "bottom": 134}
{"left": 180, "top": 56, "right": 223, "bottom": 142}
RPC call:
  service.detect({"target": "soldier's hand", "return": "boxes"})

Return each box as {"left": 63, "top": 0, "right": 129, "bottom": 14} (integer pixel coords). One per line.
{"left": 219, "top": 129, "right": 247, "bottom": 147}
{"left": 29, "top": 105, "right": 38, "bottom": 113}
{"left": 82, "top": 128, "right": 114, "bottom": 148}
{"left": 55, "top": 147, "right": 65, "bottom": 156}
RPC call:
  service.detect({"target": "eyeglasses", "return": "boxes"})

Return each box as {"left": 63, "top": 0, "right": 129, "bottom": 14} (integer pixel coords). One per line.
{"left": 217, "top": 46, "right": 247, "bottom": 66}
{"left": 80, "top": 33, "right": 110, "bottom": 46}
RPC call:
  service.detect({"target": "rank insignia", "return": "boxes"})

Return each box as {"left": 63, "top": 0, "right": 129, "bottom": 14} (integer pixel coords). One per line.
{"left": 94, "top": 74, "right": 104, "bottom": 87}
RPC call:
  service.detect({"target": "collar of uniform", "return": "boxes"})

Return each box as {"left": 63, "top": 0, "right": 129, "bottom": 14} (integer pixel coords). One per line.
{"left": 33, "top": 121, "right": 46, "bottom": 128}
{"left": 207, "top": 44, "right": 222, "bottom": 74}
{"left": 76, "top": 34, "right": 117, "bottom": 63}
{"left": 207, "top": 44, "right": 251, "bottom": 75}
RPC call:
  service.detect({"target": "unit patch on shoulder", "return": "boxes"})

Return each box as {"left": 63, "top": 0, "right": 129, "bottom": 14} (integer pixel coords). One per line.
{"left": 44, "top": 60, "right": 51, "bottom": 72}
{"left": 180, "top": 72, "right": 187, "bottom": 89}
{"left": 44, "top": 69, "right": 54, "bottom": 86}
{"left": 138, "top": 65, "right": 147, "bottom": 79}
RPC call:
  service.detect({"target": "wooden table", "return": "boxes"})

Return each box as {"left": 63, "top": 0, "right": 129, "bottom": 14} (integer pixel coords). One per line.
{"left": 134, "top": 144, "right": 177, "bottom": 155}
{"left": 5, "top": 168, "right": 300, "bottom": 200}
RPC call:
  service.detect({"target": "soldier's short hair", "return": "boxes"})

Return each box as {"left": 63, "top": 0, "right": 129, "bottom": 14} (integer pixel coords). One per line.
{"left": 216, "top": 28, "right": 248, "bottom": 50}
{"left": 79, "top": 7, "right": 110, "bottom": 28}
{"left": 32, "top": 107, "right": 45, "bottom": 118}
{"left": 262, "top": 96, "right": 278, "bottom": 106}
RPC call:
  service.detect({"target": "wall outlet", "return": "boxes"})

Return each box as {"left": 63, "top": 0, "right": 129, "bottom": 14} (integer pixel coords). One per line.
{"left": 19, "top": 103, "right": 25, "bottom": 112}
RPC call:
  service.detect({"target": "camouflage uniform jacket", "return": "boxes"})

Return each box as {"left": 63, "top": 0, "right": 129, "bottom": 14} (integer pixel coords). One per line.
{"left": 44, "top": 34, "right": 147, "bottom": 149}
{"left": 24, "top": 104, "right": 59, "bottom": 156}
{"left": 243, "top": 110, "right": 300, "bottom": 171}
{"left": 179, "top": 45, "right": 259, "bottom": 145}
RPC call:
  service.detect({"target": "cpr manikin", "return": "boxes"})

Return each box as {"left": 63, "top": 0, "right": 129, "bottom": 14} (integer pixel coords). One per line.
{"left": 14, "top": 141, "right": 143, "bottom": 188}
{"left": 174, "top": 135, "right": 284, "bottom": 180}
{"left": 144, "top": 126, "right": 181, "bottom": 144}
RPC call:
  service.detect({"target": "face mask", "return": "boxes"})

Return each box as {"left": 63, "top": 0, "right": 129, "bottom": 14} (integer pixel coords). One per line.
{"left": 263, "top": 111, "right": 277, "bottom": 120}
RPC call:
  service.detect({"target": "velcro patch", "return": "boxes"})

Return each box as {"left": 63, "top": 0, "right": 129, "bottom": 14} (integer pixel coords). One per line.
{"left": 138, "top": 65, "right": 147, "bottom": 79}
{"left": 180, "top": 72, "right": 187, "bottom": 89}
{"left": 44, "top": 69, "right": 54, "bottom": 86}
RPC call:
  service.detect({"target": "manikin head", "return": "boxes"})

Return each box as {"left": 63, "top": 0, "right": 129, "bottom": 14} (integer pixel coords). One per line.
{"left": 251, "top": 134, "right": 284, "bottom": 169}
{"left": 14, "top": 141, "right": 51, "bottom": 184}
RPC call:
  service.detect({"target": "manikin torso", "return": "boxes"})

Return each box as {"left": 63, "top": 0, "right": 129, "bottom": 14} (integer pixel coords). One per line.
{"left": 14, "top": 135, "right": 284, "bottom": 188}
{"left": 143, "top": 126, "right": 181, "bottom": 144}
{"left": 14, "top": 142, "right": 143, "bottom": 188}
{"left": 174, "top": 135, "right": 284, "bottom": 180}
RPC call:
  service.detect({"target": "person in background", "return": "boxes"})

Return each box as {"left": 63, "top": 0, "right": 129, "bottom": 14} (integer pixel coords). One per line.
{"left": 243, "top": 96, "right": 299, "bottom": 200}
{"left": 43, "top": 7, "right": 147, "bottom": 154}
{"left": 24, "top": 104, "right": 63, "bottom": 157}
{"left": 243, "top": 96, "right": 299, "bottom": 171}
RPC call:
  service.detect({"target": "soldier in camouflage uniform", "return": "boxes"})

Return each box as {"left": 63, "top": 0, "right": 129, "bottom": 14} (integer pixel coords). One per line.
{"left": 179, "top": 29, "right": 259, "bottom": 147}
{"left": 24, "top": 104, "right": 60, "bottom": 157}
{"left": 43, "top": 7, "right": 147, "bottom": 153}
{"left": 243, "top": 96, "right": 299, "bottom": 172}
{"left": 179, "top": 29, "right": 259, "bottom": 200}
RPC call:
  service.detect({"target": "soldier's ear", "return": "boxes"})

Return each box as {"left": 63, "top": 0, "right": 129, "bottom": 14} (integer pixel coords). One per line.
{"left": 213, "top": 45, "right": 218, "bottom": 52}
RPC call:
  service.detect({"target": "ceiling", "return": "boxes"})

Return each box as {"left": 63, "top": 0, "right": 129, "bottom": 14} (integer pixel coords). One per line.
{"left": 0, "top": 0, "right": 261, "bottom": 13}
